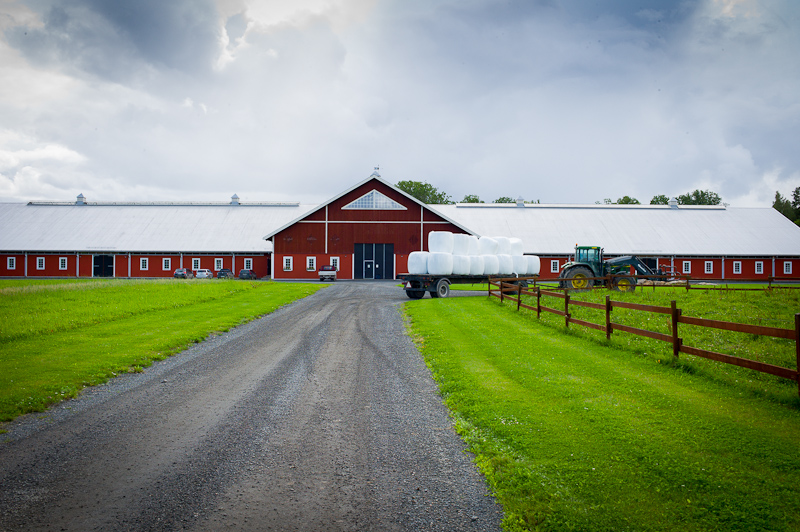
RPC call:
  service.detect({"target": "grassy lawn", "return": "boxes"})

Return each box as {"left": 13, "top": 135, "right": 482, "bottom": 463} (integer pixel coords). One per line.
{"left": 0, "top": 279, "right": 324, "bottom": 423}
{"left": 404, "top": 294, "right": 800, "bottom": 532}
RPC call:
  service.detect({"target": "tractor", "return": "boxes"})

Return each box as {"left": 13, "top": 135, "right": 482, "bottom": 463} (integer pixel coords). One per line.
{"left": 558, "top": 245, "right": 665, "bottom": 292}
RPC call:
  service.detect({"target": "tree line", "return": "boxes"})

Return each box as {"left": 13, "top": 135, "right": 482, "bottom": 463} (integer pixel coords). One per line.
{"left": 772, "top": 188, "right": 800, "bottom": 225}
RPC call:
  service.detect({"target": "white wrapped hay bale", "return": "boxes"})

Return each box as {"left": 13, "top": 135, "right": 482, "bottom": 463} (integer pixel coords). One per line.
{"left": 527, "top": 255, "right": 541, "bottom": 276}
{"left": 467, "top": 235, "right": 480, "bottom": 256}
{"left": 428, "top": 231, "right": 454, "bottom": 254}
{"left": 428, "top": 252, "right": 453, "bottom": 275}
{"left": 509, "top": 238, "right": 524, "bottom": 256}
{"left": 495, "top": 237, "right": 512, "bottom": 256}
{"left": 497, "top": 254, "right": 514, "bottom": 275}
{"left": 469, "top": 255, "right": 485, "bottom": 276}
{"left": 407, "top": 251, "right": 429, "bottom": 274}
{"left": 512, "top": 255, "right": 528, "bottom": 275}
{"left": 452, "top": 233, "right": 470, "bottom": 256}
{"left": 452, "top": 255, "right": 471, "bottom": 275}
{"left": 482, "top": 255, "right": 500, "bottom": 275}
{"left": 478, "top": 236, "right": 498, "bottom": 255}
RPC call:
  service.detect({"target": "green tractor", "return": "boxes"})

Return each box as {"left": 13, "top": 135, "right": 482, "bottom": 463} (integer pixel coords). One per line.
{"left": 558, "top": 245, "right": 664, "bottom": 291}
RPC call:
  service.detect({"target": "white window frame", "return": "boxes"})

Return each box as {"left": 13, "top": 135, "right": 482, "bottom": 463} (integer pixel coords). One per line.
{"left": 243, "top": 258, "right": 253, "bottom": 270}
{"left": 58, "top": 256, "right": 68, "bottom": 270}
{"left": 330, "top": 257, "right": 340, "bottom": 271}
{"left": 162, "top": 258, "right": 171, "bottom": 271}
{"left": 551, "top": 260, "right": 560, "bottom": 273}
{"left": 784, "top": 261, "right": 792, "bottom": 275}
{"left": 140, "top": 258, "right": 149, "bottom": 271}
{"left": 214, "top": 258, "right": 223, "bottom": 271}
{"left": 192, "top": 258, "right": 201, "bottom": 271}
{"left": 36, "top": 256, "right": 45, "bottom": 270}
{"left": 7, "top": 257, "right": 16, "bottom": 270}
{"left": 306, "top": 256, "right": 316, "bottom": 271}
{"left": 755, "top": 261, "right": 763, "bottom": 275}
{"left": 682, "top": 261, "right": 691, "bottom": 274}
{"left": 704, "top": 261, "right": 713, "bottom": 274}
{"left": 733, "top": 261, "right": 741, "bottom": 275}
{"left": 283, "top": 256, "right": 293, "bottom": 271}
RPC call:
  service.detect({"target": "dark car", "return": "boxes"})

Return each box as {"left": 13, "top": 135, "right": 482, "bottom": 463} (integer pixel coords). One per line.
{"left": 239, "top": 269, "right": 257, "bottom": 280}
{"left": 217, "top": 268, "right": 233, "bottom": 279}
{"left": 173, "top": 268, "right": 194, "bottom": 279}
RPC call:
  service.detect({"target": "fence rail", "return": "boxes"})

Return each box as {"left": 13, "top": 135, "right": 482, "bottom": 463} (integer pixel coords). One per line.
{"left": 531, "top": 275, "right": 800, "bottom": 292}
{"left": 488, "top": 279, "right": 800, "bottom": 396}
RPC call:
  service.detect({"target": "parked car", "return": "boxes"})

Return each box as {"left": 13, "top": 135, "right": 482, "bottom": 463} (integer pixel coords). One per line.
{"left": 318, "top": 265, "right": 337, "bottom": 282}
{"left": 174, "top": 268, "right": 194, "bottom": 279}
{"left": 239, "top": 269, "right": 257, "bottom": 280}
{"left": 217, "top": 268, "right": 233, "bottom": 279}
{"left": 196, "top": 269, "right": 214, "bottom": 279}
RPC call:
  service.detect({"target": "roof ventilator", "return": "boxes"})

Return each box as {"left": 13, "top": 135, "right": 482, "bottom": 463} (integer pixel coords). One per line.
{"left": 516, "top": 196, "right": 525, "bottom": 207}
{"left": 668, "top": 197, "right": 678, "bottom": 209}
{"left": 76, "top": 193, "right": 86, "bottom": 205}
{"left": 230, "top": 194, "right": 240, "bottom": 205}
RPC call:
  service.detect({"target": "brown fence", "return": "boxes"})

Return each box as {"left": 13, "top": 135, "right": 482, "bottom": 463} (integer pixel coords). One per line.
{"left": 531, "top": 275, "right": 800, "bottom": 291}
{"left": 489, "top": 279, "right": 800, "bottom": 396}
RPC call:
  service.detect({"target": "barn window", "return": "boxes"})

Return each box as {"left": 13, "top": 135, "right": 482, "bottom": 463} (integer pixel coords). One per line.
{"left": 7, "top": 257, "right": 16, "bottom": 270}
{"left": 163, "top": 258, "right": 171, "bottom": 271}
{"left": 214, "top": 258, "right": 223, "bottom": 271}
{"left": 784, "top": 261, "right": 792, "bottom": 275}
{"left": 140, "top": 258, "right": 149, "bottom": 270}
{"left": 192, "top": 258, "right": 201, "bottom": 270}
{"left": 330, "top": 257, "right": 340, "bottom": 271}
{"left": 59, "top": 257, "right": 68, "bottom": 270}
{"left": 243, "top": 258, "right": 253, "bottom": 270}
{"left": 342, "top": 190, "right": 407, "bottom": 210}
{"left": 704, "top": 261, "right": 713, "bottom": 274}
{"left": 36, "top": 257, "right": 45, "bottom": 270}
{"left": 755, "top": 261, "right": 763, "bottom": 275}
{"left": 733, "top": 261, "right": 741, "bottom": 274}
{"left": 306, "top": 256, "right": 316, "bottom": 271}
{"left": 283, "top": 257, "right": 293, "bottom": 271}
{"left": 551, "top": 260, "right": 559, "bottom": 273}
{"left": 682, "top": 261, "right": 691, "bottom": 274}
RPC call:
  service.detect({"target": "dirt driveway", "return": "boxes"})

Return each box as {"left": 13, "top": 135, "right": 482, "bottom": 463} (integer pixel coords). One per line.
{"left": 0, "top": 282, "right": 502, "bottom": 531}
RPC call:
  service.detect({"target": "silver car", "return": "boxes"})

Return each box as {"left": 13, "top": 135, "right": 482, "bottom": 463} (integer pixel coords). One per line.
{"left": 195, "top": 269, "right": 213, "bottom": 279}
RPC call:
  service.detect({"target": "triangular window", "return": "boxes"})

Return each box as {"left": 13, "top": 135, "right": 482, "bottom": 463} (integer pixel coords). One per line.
{"left": 342, "top": 189, "right": 407, "bottom": 210}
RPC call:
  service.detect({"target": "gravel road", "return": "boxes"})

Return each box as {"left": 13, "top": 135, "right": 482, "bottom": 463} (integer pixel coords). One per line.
{"left": 0, "top": 282, "right": 503, "bottom": 531}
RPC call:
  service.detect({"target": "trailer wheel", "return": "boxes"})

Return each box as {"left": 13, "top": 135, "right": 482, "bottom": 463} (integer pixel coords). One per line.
{"left": 406, "top": 290, "right": 425, "bottom": 299}
{"left": 430, "top": 279, "right": 450, "bottom": 298}
{"left": 614, "top": 276, "right": 636, "bottom": 292}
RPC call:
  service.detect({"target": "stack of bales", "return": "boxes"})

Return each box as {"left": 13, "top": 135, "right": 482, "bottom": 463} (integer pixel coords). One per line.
{"left": 407, "top": 231, "right": 540, "bottom": 276}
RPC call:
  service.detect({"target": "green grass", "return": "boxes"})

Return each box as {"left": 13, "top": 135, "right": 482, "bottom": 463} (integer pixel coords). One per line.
{"left": 0, "top": 279, "right": 324, "bottom": 422}
{"left": 404, "top": 295, "right": 800, "bottom": 532}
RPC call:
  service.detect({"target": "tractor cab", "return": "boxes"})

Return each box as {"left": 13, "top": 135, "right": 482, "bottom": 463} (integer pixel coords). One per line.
{"left": 573, "top": 246, "right": 603, "bottom": 273}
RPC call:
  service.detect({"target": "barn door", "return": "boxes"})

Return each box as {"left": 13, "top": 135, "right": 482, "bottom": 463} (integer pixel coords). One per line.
{"left": 93, "top": 255, "right": 114, "bottom": 277}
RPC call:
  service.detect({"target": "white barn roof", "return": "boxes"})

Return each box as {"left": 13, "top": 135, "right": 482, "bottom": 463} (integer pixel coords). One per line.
{"left": 430, "top": 203, "right": 800, "bottom": 257}
{"left": 0, "top": 202, "right": 316, "bottom": 253}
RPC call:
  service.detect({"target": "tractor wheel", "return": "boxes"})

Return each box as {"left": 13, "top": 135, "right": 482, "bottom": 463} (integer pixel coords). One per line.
{"left": 614, "top": 276, "right": 637, "bottom": 292}
{"left": 563, "top": 266, "right": 593, "bottom": 291}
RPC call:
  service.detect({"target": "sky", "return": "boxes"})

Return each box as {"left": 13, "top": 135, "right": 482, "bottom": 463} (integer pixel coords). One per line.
{"left": 0, "top": 0, "right": 799, "bottom": 207}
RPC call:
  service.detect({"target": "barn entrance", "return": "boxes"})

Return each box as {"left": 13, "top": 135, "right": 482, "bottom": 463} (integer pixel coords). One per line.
{"left": 93, "top": 255, "right": 114, "bottom": 277}
{"left": 354, "top": 243, "right": 394, "bottom": 280}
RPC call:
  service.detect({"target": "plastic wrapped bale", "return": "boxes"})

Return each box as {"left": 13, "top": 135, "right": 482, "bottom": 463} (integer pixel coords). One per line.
{"left": 495, "top": 237, "right": 512, "bottom": 256}
{"left": 509, "top": 238, "right": 524, "bottom": 256}
{"left": 427, "top": 252, "right": 453, "bottom": 275}
{"left": 527, "top": 255, "right": 541, "bottom": 276}
{"left": 482, "top": 255, "right": 500, "bottom": 275}
{"left": 467, "top": 235, "right": 480, "bottom": 256}
{"left": 497, "top": 254, "right": 514, "bottom": 275}
{"left": 452, "top": 233, "right": 470, "bottom": 256}
{"left": 452, "top": 255, "right": 471, "bottom": 275}
{"left": 512, "top": 255, "right": 528, "bottom": 275}
{"left": 428, "top": 231, "right": 454, "bottom": 254}
{"left": 478, "top": 236, "right": 498, "bottom": 255}
{"left": 407, "top": 251, "right": 429, "bottom": 274}
{"left": 469, "top": 255, "right": 485, "bottom": 276}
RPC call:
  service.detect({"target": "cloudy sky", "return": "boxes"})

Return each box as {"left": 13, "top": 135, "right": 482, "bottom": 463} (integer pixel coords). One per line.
{"left": 0, "top": 0, "right": 798, "bottom": 207}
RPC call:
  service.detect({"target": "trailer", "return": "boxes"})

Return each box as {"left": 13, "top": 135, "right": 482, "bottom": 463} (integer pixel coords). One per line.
{"left": 397, "top": 273, "right": 529, "bottom": 299}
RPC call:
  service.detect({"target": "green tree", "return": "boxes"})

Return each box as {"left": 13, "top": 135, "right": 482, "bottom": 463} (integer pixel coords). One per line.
{"left": 773, "top": 191, "right": 795, "bottom": 221}
{"left": 650, "top": 194, "right": 669, "bottom": 205}
{"left": 396, "top": 181, "right": 453, "bottom": 204}
{"left": 676, "top": 189, "right": 722, "bottom": 205}
{"left": 493, "top": 196, "right": 514, "bottom": 204}
{"left": 616, "top": 196, "right": 641, "bottom": 204}
{"left": 461, "top": 194, "right": 484, "bottom": 203}
{"left": 791, "top": 187, "right": 800, "bottom": 220}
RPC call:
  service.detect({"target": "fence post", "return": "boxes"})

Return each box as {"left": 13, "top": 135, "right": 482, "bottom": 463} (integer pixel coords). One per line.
{"left": 517, "top": 283, "right": 521, "bottom": 311}
{"left": 565, "top": 291, "right": 570, "bottom": 329}
{"left": 795, "top": 313, "right": 800, "bottom": 398}
{"left": 536, "top": 286, "right": 541, "bottom": 319}
{"left": 671, "top": 300, "right": 681, "bottom": 358}
{"left": 605, "top": 295, "right": 612, "bottom": 340}
{"left": 500, "top": 282, "right": 504, "bottom": 303}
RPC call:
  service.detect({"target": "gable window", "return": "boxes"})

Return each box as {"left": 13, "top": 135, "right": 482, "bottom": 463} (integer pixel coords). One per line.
{"left": 214, "top": 258, "right": 223, "bottom": 271}
{"left": 163, "top": 258, "right": 171, "bottom": 271}
{"left": 784, "top": 261, "right": 792, "bottom": 275}
{"left": 342, "top": 189, "right": 407, "bottom": 210}
{"left": 59, "top": 257, "right": 68, "bottom": 270}
{"left": 7, "top": 257, "right": 16, "bottom": 270}
{"left": 551, "top": 260, "right": 560, "bottom": 273}
{"left": 283, "top": 257, "right": 293, "bottom": 271}
{"left": 755, "top": 261, "right": 763, "bottom": 275}
{"left": 192, "top": 258, "right": 201, "bottom": 270}
{"left": 243, "top": 258, "right": 253, "bottom": 270}
{"left": 36, "top": 257, "right": 45, "bottom": 270}
{"left": 140, "top": 258, "right": 149, "bottom": 271}
{"left": 330, "top": 257, "right": 340, "bottom": 271}
{"left": 733, "top": 261, "right": 741, "bottom": 274}
{"left": 682, "top": 261, "right": 691, "bottom": 274}
{"left": 704, "top": 261, "right": 713, "bottom": 274}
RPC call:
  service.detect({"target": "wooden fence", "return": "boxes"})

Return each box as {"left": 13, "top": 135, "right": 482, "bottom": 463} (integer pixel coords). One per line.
{"left": 531, "top": 275, "right": 800, "bottom": 292}
{"left": 489, "top": 279, "right": 800, "bottom": 396}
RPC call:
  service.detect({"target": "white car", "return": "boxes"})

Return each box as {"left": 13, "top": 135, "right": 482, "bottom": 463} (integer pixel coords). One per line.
{"left": 195, "top": 269, "right": 213, "bottom": 279}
